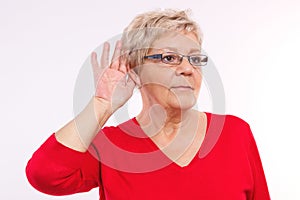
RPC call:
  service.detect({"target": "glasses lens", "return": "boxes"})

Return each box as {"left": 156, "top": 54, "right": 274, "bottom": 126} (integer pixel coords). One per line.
{"left": 162, "top": 53, "right": 181, "bottom": 65}
{"left": 190, "top": 55, "right": 208, "bottom": 66}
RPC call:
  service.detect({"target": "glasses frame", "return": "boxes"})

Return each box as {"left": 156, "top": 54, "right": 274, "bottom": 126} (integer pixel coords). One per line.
{"left": 143, "top": 52, "right": 208, "bottom": 67}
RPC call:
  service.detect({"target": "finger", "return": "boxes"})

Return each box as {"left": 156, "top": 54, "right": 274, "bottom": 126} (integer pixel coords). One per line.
{"left": 119, "top": 55, "right": 127, "bottom": 74}
{"left": 100, "top": 42, "right": 110, "bottom": 68}
{"left": 91, "top": 52, "right": 99, "bottom": 78}
{"left": 126, "top": 62, "right": 132, "bottom": 73}
{"left": 110, "top": 40, "right": 122, "bottom": 70}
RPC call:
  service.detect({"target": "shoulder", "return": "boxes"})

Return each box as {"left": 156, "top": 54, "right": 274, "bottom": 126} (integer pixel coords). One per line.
{"left": 97, "top": 118, "right": 145, "bottom": 145}
{"left": 197, "top": 112, "right": 254, "bottom": 158}
{"left": 101, "top": 118, "right": 142, "bottom": 136}
{"left": 225, "top": 114, "right": 250, "bottom": 129}
{"left": 204, "top": 112, "right": 253, "bottom": 143}
{"left": 205, "top": 112, "right": 250, "bottom": 129}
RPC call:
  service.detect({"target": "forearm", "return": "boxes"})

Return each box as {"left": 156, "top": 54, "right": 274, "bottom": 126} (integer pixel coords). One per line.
{"left": 55, "top": 96, "right": 112, "bottom": 152}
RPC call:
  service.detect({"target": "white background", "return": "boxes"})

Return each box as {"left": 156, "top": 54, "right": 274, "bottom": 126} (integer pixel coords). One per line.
{"left": 1, "top": 0, "right": 299, "bottom": 199}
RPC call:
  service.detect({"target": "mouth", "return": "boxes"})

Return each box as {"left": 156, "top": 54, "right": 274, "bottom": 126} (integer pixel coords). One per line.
{"left": 170, "top": 86, "right": 194, "bottom": 91}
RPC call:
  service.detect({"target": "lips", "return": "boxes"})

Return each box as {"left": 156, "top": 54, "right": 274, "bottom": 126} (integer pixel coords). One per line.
{"left": 170, "top": 86, "right": 194, "bottom": 90}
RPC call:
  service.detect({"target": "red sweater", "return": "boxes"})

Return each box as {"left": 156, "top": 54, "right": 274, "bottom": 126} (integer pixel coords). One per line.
{"left": 26, "top": 112, "right": 270, "bottom": 199}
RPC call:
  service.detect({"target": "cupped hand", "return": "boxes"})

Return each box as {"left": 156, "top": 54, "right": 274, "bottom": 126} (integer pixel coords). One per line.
{"left": 91, "top": 41, "right": 136, "bottom": 112}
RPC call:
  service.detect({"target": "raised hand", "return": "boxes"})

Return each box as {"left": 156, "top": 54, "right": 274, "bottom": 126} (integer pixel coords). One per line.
{"left": 91, "top": 41, "right": 136, "bottom": 112}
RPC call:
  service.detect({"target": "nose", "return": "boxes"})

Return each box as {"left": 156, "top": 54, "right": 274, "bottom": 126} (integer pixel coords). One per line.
{"left": 175, "top": 57, "right": 194, "bottom": 76}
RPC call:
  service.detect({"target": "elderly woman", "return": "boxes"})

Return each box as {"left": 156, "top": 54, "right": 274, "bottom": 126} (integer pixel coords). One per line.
{"left": 26, "top": 9, "right": 270, "bottom": 200}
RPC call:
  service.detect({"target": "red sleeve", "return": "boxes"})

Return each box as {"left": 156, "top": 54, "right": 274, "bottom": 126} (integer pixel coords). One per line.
{"left": 246, "top": 125, "right": 271, "bottom": 200}
{"left": 25, "top": 133, "right": 100, "bottom": 196}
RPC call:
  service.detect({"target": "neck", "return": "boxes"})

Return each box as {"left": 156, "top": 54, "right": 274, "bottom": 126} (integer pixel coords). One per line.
{"left": 136, "top": 102, "right": 195, "bottom": 139}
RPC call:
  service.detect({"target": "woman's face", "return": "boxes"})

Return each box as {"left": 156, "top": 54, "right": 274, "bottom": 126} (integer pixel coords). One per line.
{"left": 138, "top": 31, "right": 203, "bottom": 110}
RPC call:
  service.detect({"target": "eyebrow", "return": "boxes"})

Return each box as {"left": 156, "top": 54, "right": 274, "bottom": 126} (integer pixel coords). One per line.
{"left": 189, "top": 48, "right": 201, "bottom": 54}
{"left": 157, "top": 47, "right": 201, "bottom": 54}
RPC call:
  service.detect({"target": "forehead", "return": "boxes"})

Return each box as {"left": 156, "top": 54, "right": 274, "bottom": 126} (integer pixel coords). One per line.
{"left": 150, "top": 31, "right": 201, "bottom": 54}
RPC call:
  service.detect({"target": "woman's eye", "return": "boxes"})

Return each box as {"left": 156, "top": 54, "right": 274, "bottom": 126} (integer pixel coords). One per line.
{"left": 191, "top": 56, "right": 201, "bottom": 64}
{"left": 163, "top": 55, "right": 177, "bottom": 62}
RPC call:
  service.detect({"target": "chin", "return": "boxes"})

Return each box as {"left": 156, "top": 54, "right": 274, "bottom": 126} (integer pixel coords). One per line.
{"left": 167, "top": 94, "right": 197, "bottom": 110}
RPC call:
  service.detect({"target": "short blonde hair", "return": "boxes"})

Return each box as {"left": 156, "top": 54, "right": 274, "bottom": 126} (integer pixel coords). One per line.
{"left": 121, "top": 9, "right": 203, "bottom": 69}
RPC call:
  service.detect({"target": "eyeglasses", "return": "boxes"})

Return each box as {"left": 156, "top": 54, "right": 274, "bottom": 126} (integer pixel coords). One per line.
{"left": 143, "top": 52, "right": 208, "bottom": 67}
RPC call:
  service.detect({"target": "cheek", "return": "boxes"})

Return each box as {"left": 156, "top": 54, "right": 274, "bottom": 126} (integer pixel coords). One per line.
{"left": 144, "top": 84, "right": 170, "bottom": 97}
{"left": 139, "top": 64, "right": 174, "bottom": 88}
{"left": 195, "top": 69, "right": 203, "bottom": 87}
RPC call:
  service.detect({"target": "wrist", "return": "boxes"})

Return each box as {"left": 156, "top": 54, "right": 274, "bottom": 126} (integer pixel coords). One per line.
{"left": 92, "top": 96, "right": 114, "bottom": 115}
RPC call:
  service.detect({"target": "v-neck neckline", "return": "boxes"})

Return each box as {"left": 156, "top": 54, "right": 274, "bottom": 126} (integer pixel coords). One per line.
{"left": 132, "top": 112, "right": 211, "bottom": 169}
